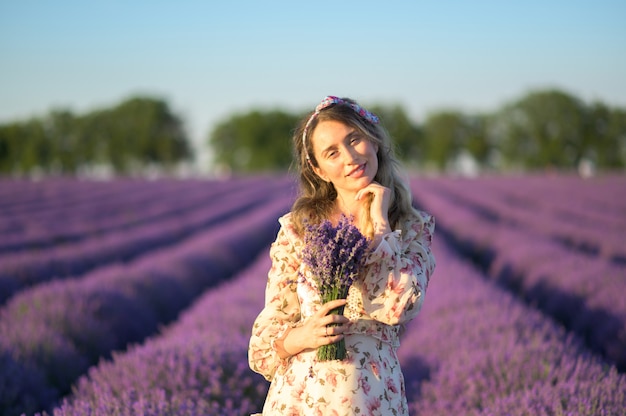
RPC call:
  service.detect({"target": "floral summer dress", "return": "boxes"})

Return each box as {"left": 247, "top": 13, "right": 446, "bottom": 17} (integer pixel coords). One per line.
{"left": 248, "top": 211, "right": 435, "bottom": 416}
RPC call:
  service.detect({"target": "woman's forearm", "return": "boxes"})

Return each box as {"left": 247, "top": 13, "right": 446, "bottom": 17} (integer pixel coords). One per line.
{"left": 275, "top": 326, "right": 308, "bottom": 359}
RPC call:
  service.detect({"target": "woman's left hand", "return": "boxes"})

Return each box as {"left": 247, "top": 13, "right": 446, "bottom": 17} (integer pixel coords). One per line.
{"left": 355, "top": 181, "right": 392, "bottom": 235}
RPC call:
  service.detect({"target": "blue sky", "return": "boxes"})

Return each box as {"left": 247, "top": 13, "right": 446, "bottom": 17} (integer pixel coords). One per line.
{"left": 1, "top": 0, "right": 625, "bottom": 166}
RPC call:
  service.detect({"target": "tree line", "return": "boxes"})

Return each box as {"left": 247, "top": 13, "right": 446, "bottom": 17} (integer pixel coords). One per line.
{"left": 0, "top": 97, "right": 192, "bottom": 176}
{"left": 209, "top": 89, "right": 625, "bottom": 175}
{"left": 1, "top": 89, "right": 624, "bottom": 176}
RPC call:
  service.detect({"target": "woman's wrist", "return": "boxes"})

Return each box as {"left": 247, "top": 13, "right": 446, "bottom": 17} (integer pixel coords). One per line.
{"left": 276, "top": 326, "right": 301, "bottom": 359}
{"left": 373, "top": 219, "right": 391, "bottom": 235}
{"left": 368, "top": 218, "right": 390, "bottom": 247}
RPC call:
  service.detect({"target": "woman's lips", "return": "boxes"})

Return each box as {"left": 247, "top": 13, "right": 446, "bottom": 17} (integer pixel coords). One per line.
{"left": 347, "top": 163, "right": 366, "bottom": 178}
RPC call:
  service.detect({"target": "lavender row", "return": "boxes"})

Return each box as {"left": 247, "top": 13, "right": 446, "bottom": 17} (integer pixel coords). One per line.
{"left": 0, "top": 178, "right": 187, "bottom": 236}
{"left": 42, "top": 249, "right": 273, "bottom": 416}
{"left": 460, "top": 174, "right": 626, "bottom": 225}
{"left": 0, "top": 177, "right": 291, "bottom": 305}
{"left": 0, "top": 178, "right": 135, "bottom": 215}
{"left": 49, "top": 228, "right": 625, "bottom": 415}
{"left": 423, "top": 175, "right": 626, "bottom": 263}
{"left": 483, "top": 175, "right": 626, "bottom": 263}
{"left": 0, "top": 193, "right": 292, "bottom": 416}
{"left": 397, "top": 239, "right": 626, "bottom": 415}
{"left": 483, "top": 174, "right": 626, "bottom": 220}
{"left": 411, "top": 179, "right": 626, "bottom": 371}
{"left": 0, "top": 177, "right": 272, "bottom": 254}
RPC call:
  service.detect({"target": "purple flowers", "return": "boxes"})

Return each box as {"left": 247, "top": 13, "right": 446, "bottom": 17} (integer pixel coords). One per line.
{"left": 301, "top": 215, "right": 369, "bottom": 360}
{"left": 1, "top": 173, "right": 624, "bottom": 415}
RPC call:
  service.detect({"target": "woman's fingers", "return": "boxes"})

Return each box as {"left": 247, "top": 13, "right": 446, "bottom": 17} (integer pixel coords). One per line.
{"left": 314, "top": 299, "right": 349, "bottom": 342}
{"left": 355, "top": 181, "right": 382, "bottom": 201}
{"left": 318, "top": 298, "right": 347, "bottom": 315}
{"left": 324, "top": 324, "right": 345, "bottom": 336}
{"left": 319, "top": 323, "right": 345, "bottom": 346}
{"left": 355, "top": 182, "right": 390, "bottom": 213}
{"left": 321, "top": 313, "right": 349, "bottom": 327}
{"left": 354, "top": 182, "right": 392, "bottom": 235}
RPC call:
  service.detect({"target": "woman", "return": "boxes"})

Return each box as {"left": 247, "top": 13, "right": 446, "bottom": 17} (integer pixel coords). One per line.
{"left": 248, "top": 96, "right": 436, "bottom": 415}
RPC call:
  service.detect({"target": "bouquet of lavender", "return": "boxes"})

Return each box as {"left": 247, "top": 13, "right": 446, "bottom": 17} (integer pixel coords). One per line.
{"left": 301, "top": 215, "right": 370, "bottom": 361}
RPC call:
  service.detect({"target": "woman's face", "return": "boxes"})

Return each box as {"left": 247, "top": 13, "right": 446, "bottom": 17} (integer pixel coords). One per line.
{"left": 310, "top": 120, "right": 379, "bottom": 196}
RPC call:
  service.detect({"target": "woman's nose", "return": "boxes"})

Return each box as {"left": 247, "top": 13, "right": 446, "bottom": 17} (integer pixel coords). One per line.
{"left": 343, "top": 146, "right": 359, "bottom": 164}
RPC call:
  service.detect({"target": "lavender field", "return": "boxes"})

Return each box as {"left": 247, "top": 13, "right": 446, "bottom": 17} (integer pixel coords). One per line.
{"left": 1, "top": 173, "right": 625, "bottom": 416}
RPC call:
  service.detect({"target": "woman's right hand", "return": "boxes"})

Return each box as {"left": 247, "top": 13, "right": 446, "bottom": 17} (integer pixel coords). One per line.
{"left": 278, "top": 299, "right": 349, "bottom": 358}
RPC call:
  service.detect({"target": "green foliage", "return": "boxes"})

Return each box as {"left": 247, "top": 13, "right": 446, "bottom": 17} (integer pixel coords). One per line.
{"left": 490, "top": 89, "right": 588, "bottom": 169}
{"left": 422, "top": 111, "right": 461, "bottom": 169}
{"left": 484, "top": 89, "right": 626, "bottom": 171}
{"left": 369, "top": 104, "right": 424, "bottom": 165}
{"left": 208, "top": 110, "right": 300, "bottom": 173}
{"left": 587, "top": 104, "right": 626, "bottom": 168}
{"left": 207, "top": 104, "right": 426, "bottom": 173}
{"left": 3, "top": 88, "right": 625, "bottom": 176}
{"left": 206, "top": 89, "right": 625, "bottom": 173}
{"left": 0, "top": 96, "right": 192, "bottom": 176}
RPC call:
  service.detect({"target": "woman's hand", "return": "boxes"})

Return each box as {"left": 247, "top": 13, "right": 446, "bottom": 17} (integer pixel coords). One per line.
{"left": 277, "top": 299, "right": 349, "bottom": 358}
{"left": 355, "top": 181, "right": 392, "bottom": 236}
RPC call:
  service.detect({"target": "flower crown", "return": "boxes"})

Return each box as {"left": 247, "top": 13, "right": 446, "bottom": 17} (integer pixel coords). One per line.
{"left": 302, "top": 96, "right": 380, "bottom": 161}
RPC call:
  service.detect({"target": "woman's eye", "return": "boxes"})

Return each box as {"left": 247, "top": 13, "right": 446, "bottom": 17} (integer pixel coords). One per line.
{"left": 350, "top": 136, "right": 362, "bottom": 144}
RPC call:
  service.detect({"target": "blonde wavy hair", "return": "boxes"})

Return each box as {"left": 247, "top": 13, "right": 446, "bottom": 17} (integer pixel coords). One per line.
{"left": 290, "top": 97, "right": 419, "bottom": 238}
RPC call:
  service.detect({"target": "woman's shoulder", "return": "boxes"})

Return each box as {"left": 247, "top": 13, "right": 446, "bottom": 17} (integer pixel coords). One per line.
{"left": 400, "top": 209, "right": 435, "bottom": 236}
{"left": 273, "top": 212, "right": 305, "bottom": 254}
{"left": 278, "top": 211, "right": 294, "bottom": 228}
{"left": 402, "top": 208, "right": 433, "bottom": 224}
{"left": 416, "top": 209, "right": 435, "bottom": 226}
{"left": 277, "top": 212, "right": 302, "bottom": 240}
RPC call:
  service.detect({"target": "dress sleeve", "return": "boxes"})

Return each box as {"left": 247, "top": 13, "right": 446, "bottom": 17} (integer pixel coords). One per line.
{"left": 359, "top": 211, "right": 435, "bottom": 326}
{"left": 248, "top": 215, "right": 301, "bottom": 381}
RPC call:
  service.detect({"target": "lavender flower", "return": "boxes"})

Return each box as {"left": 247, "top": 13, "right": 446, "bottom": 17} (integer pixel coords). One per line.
{"left": 301, "top": 215, "right": 369, "bottom": 361}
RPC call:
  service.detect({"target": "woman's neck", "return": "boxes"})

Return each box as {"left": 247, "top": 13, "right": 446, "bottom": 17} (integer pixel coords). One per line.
{"left": 334, "top": 192, "right": 371, "bottom": 226}
{"left": 332, "top": 193, "right": 373, "bottom": 239}
{"left": 334, "top": 192, "right": 357, "bottom": 216}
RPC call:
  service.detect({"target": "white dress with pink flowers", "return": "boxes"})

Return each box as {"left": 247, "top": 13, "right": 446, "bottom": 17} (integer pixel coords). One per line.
{"left": 248, "top": 211, "right": 435, "bottom": 416}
